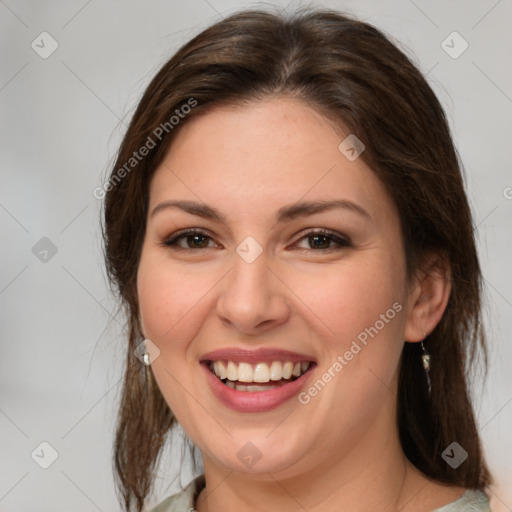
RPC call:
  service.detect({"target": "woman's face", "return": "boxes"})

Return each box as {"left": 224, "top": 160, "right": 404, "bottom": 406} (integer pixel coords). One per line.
{"left": 137, "top": 97, "right": 413, "bottom": 478}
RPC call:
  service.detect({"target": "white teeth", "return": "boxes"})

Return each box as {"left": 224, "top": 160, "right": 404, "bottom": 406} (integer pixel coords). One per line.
{"left": 225, "top": 382, "right": 279, "bottom": 392}
{"left": 282, "top": 362, "right": 293, "bottom": 379}
{"left": 213, "top": 361, "right": 227, "bottom": 379}
{"left": 253, "top": 362, "right": 270, "bottom": 383}
{"left": 226, "top": 361, "right": 238, "bottom": 381}
{"left": 242, "top": 384, "right": 277, "bottom": 392}
{"left": 238, "top": 362, "right": 254, "bottom": 382}
{"left": 210, "top": 360, "right": 312, "bottom": 383}
{"left": 270, "top": 361, "right": 283, "bottom": 381}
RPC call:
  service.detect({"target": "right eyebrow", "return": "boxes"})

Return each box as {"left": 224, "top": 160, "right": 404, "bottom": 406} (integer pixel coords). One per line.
{"left": 151, "top": 200, "right": 226, "bottom": 222}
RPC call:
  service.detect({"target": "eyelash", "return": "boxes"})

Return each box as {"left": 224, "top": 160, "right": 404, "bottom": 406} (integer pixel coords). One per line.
{"left": 161, "top": 228, "right": 351, "bottom": 252}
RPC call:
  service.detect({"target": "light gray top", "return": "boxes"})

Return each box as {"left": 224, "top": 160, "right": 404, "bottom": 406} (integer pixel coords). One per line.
{"left": 149, "top": 475, "right": 491, "bottom": 512}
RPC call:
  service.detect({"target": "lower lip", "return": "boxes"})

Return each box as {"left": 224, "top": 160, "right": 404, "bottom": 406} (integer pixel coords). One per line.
{"left": 201, "top": 363, "right": 314, "bottom": 413}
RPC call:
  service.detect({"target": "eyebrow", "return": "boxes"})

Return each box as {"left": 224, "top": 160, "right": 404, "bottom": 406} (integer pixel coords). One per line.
{"left": 150, "top": 199, "right": 371, "bottom": 223}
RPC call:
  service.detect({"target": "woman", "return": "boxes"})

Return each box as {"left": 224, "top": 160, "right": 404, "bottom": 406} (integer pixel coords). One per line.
{"left": 103, "top": 9, "right": 492, "bottom": 512}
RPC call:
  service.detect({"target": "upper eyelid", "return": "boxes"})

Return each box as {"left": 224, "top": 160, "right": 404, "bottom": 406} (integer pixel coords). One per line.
{"left": 164, "top": 228, "right": 217, "bottom": 243}
{"left": 164, "top": 228, "right": 350, "bottom": 248}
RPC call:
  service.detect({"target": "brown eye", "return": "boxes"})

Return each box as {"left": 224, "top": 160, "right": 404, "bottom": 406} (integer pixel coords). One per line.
{"left": 183, "top": 234, "right": 210, "bottom": 248}
{"left": 308, "top": 234, "right": 331, "bottom": 249}
{"left": 295, "top": 230, "right": 351, "bottom": 251}
{"left": 163, "top": 230, "right": 216, "bottom": 250}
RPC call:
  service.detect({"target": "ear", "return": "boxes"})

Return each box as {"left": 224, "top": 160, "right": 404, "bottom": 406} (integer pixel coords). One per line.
{"left": 404, "top": 253, "right": 451, "bottom": 342}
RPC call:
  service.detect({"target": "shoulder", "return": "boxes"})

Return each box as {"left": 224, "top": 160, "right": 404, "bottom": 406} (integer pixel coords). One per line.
{"left": 433, "top": 489, "right": 491, "bottom": 512}
{"left": 148, "top": 475, "right": 205, "bottom": 512}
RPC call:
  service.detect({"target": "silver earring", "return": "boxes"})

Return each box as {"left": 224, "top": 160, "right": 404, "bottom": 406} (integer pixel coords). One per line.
{"left": 141, "top": 339, "right": 151, "bottom": 366}
{"left": 421, "top": 333, "right": 431, "bottom": 396}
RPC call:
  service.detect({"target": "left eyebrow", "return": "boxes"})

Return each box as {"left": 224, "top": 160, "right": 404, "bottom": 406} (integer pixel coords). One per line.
{"left": 150, "top": 199, "right": 371, "bottom": 223}
{"left": 276, "top": 199, "right": 371, "bottom": 222}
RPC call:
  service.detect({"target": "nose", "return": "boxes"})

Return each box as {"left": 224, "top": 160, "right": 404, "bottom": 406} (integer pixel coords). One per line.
{"left": 215, "top": 249, "right": 290, "bottom": 335}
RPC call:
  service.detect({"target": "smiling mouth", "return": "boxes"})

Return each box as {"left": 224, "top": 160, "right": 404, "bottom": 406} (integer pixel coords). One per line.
{"left": 205, "top": 360, "right": 314, "bottom": 392}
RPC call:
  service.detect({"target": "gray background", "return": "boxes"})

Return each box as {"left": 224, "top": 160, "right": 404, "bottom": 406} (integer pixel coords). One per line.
{"left": 1, "top": 1, "right": 510, "bottom": 510}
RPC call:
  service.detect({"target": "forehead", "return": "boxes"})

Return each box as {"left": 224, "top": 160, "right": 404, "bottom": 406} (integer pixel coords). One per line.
{"left": 149, "top": 97, "right": 394, "bottom": 224}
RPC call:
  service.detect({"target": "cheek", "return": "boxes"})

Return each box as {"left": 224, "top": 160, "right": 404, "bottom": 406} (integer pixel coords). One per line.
{"left": 296, "top": 261, "right": 406, "bottom": 423}
{"left": 137, "top": 266, "right": 179, "bottom": 341}
{"left": 136, "top": 247, "right": 234, "bottom": 407}
{"left": 294, "top": 258, "right": 405, "bottom": 344}
{"left": 295, "top": 256, "right": 406, "bottom": 405}
{"left": 137, "top": 250, "right": 212, "bottom": 344}
{"left": 136, "top": 251, "right": 215, "bottom": 419}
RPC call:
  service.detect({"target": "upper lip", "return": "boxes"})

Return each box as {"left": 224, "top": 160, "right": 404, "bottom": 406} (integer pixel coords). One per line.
{"left": 200, "top": 348, "right": 316, "bottom": 364}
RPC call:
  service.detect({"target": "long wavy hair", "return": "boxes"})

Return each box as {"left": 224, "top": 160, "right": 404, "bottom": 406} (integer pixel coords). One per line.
{"left": 102, "top": 8, "right": 491, "bottom": 512}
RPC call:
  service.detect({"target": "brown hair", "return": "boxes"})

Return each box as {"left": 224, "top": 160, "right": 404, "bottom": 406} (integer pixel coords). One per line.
{"left": 102, "top": 8, "right": 490, "bottom": 511}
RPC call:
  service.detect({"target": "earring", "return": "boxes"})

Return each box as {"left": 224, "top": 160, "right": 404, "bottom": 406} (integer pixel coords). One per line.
{"left": 421, "top": 333, "right": 431, "bottom": 396}
{"left": 141, "top": 339, "right": 151, "bottom": 367}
